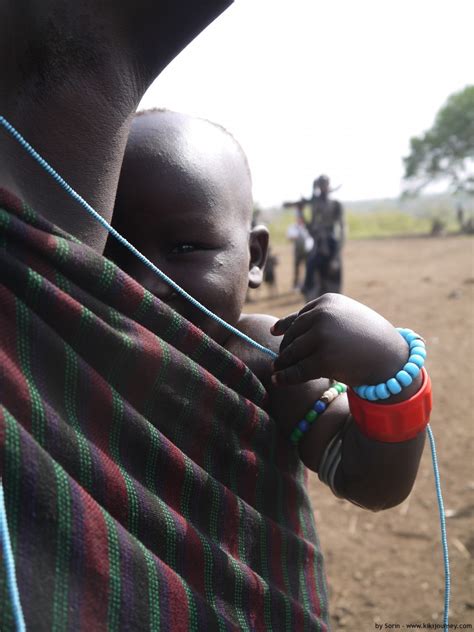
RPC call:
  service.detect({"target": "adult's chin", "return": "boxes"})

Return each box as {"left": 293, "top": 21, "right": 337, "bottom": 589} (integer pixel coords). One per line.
{"left": 133, "top": 0, "right": 234, "bottom": 85}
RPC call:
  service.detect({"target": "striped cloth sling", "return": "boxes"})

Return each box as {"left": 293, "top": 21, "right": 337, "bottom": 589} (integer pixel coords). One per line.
{"left": 0, "top": 189, "right": 329, "bottom": 631}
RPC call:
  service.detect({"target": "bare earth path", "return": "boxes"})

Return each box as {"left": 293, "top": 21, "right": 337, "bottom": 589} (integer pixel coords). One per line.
{"left": 246, "top": 235, "right": 474, "bottom": 630}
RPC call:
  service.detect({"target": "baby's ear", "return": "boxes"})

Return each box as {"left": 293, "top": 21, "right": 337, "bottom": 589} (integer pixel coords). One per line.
{"left": 248, "top": 225, "right": 269, "bottom": 288}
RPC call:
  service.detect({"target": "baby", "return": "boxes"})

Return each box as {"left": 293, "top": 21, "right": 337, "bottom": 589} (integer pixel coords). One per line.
{"left": 105, "top": 109, "right": 426, "bottom": 510}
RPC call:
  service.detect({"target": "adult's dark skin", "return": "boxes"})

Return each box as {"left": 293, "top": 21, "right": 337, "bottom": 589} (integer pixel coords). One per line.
{"left": 0, "top": 0, "right": 232, "bottom": 252}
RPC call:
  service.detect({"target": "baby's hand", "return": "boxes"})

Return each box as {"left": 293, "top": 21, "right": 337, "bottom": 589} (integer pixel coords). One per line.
{"left": 271, "top": 294, "right": 409, "bottom": 387}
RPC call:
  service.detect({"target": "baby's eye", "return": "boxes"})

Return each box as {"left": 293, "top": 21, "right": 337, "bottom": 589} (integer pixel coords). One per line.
{"left": 170, "top": 243, "right": 197, "bottom": 255}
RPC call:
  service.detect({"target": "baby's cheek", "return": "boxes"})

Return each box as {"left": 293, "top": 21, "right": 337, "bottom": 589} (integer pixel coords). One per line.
{"left": 207, "top": 274, "right": 244, "bottom": 321}
{"left": 126, "top": 260, "right": 156, "bottom": 288}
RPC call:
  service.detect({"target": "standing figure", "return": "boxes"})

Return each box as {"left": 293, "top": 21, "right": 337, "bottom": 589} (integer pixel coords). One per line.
{"left": 286, "top": 201, "right": 314, "bottom": 290}
{"left": 263, "top": 246, "right": 279, "bottom": 297}
{"left": 303, "top": 174, "right": 345, "bottom": 299}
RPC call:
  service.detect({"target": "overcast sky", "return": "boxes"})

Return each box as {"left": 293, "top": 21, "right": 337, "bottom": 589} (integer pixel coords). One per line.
{"left": 139, "top": 0, "right": 473, "bottom": 206}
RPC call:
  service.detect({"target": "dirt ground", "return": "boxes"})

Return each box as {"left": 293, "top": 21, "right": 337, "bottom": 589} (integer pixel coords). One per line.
{"left": 246, "top": 234, "right": 474, "bottom": 630}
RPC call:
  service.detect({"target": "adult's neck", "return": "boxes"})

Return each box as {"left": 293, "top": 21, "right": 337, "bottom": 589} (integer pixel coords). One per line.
{"left": 0, "top": 0, "right": 232, "bottom": 253}
{"left": 1, "top": 71, "right": 140, "bottom": 252}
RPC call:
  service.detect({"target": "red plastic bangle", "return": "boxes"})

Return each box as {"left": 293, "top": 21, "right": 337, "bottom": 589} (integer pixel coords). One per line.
{"left": 347, "top": 368, "right": 432, "bottom": 442}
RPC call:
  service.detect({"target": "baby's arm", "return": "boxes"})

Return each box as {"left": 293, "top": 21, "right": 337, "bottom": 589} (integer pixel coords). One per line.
{"left": 267, "top": 294, "right": 426, "bottom": 511}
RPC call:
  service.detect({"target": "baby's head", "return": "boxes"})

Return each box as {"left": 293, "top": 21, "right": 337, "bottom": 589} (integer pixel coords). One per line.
{"left": 106, "top": 109, "right": 268, "bottom": 344}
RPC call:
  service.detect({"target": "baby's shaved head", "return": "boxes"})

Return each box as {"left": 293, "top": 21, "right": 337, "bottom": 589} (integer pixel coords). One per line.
{"left": 135, "top": 108, "right": 252, "bottom": 181}
{"left": 110, "top": 109, "right": 254, "bottom": 242}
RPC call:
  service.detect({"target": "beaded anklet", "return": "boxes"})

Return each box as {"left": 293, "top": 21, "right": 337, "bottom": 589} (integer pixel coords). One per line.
{"left": 290, "top": 382, "right": 347, "bottom": 445}
{"left": 354, "top": 328, "right": 426, "bottom": 401}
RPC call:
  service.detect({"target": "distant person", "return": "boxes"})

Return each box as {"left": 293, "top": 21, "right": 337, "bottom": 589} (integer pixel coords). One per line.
{"left": 303, "top": 174, "right": 345, "bottom": 299}
{"left": 430, "top": 217, "right": 446, "bottom": 236}
{"left": 251, "top": 206, "right": 262, "bottom": 229}
{"left": 284, "top": 175, "right": 345, "bottom": 300}
{"left": 286, "top": 201, "right": 314, "bottom": 289}
{"left": 263, "top": 246, "right": 279, "bottom": 297}
{"left": 457, "top": 203, "right": 465, "bottom": 230}
{"left": 455, "top": 203, "right": 473, "bottom": 234}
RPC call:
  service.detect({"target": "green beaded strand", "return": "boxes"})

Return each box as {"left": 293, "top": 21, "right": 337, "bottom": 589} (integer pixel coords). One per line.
{"left": 290, "top": 382, "right": 347, "bottom": 445}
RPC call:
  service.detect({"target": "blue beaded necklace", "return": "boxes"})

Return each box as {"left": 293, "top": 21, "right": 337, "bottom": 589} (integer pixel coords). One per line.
{"left": 0, "top": 115, "right": 450, "bottom": 632}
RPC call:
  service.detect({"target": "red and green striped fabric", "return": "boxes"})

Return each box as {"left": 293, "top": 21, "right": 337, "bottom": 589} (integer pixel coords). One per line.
{"left": 0, "top": 189, "right": 329, "bottom": 631}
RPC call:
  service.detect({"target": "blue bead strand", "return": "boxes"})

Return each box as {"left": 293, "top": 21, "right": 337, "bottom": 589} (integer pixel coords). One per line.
{"left": 355, "top": 328, "right": 426, "bottom": 401}
{"left": 0, "top": 481, "right": 26, "bottom": 632}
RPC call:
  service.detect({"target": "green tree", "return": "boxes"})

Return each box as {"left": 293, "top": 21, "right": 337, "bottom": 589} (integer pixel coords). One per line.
{"left": 403, "top": 85, "right": 474, "bottom": 195}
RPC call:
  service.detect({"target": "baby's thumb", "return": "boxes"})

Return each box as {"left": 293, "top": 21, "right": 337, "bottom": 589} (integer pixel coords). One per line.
{"left": 271, "top": 312, "right": 298, "bottom": 336}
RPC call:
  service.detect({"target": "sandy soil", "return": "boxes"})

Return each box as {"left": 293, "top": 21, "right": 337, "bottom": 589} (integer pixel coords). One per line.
{"left": 246, "top": 235, "right": 474, "bottom": 630}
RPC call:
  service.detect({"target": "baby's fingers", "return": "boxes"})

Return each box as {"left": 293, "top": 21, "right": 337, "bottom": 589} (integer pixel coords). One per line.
{"left": 278, "top": 310, "right": 314, "bottom": 353}
{"left": 271, "top": 312, "right": 298, "bottom": 336}
{"left": 271, "top": 355, "right": 316, "bottom": 386}
{"left": 273, "top": 333, "right": 312, "bottom": 371}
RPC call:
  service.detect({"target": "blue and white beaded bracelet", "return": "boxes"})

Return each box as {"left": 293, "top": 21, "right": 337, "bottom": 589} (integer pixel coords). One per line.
{"left": 353, "top": 328, "right": 427, "bottom": 402}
